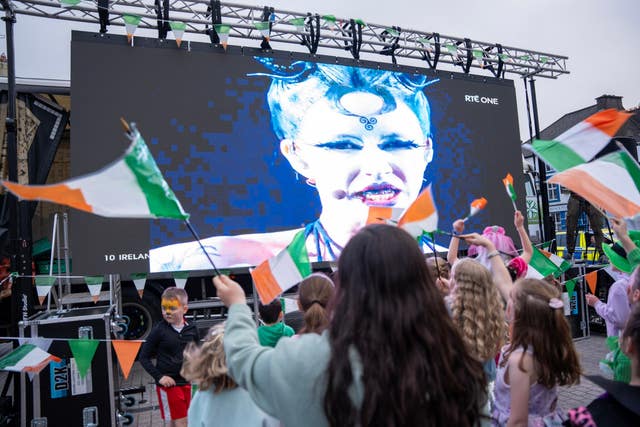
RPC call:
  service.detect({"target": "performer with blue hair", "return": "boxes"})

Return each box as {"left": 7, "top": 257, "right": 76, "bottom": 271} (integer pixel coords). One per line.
{"left": 150, "top": 59, "right": 438, "bottom": 271}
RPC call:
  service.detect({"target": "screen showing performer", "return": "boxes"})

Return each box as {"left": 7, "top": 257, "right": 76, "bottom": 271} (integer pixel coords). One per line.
{"left": 70, "top": 32, "right": 523, "bottom": 274}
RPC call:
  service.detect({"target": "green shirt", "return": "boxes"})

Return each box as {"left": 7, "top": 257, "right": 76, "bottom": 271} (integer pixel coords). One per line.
{"left": 257, "top": 322, "right": 294, "bottom": 347}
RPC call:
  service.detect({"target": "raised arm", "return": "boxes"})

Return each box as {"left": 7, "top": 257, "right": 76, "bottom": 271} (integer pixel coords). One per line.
{"left": 514, "top": 210, "right": 533, "bottom": 264}
{"left": 447, "top": 219, "right": 466, "bottom": 266}
{"left": 460, "top": 232, "right": 513, "bottom": 302}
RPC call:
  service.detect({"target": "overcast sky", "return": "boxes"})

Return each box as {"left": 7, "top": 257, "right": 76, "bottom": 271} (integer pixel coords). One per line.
{"left": 4, "top": 0, "right": 638, "bottom": 140}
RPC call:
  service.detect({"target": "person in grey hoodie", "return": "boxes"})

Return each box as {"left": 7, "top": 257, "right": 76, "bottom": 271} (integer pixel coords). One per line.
{"left": 213, "top": 224, "right": 489, "bottom": 427}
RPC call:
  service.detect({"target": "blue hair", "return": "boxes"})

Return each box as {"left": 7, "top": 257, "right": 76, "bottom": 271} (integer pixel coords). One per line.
{"left": 249, "top": 58, "right": 438, "bottom": 141}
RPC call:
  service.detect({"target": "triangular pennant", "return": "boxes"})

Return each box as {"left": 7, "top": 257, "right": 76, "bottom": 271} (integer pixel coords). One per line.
{"left": 322, "top": 14, "right": 337, "bottom": 27}
{"left": 214, "top": 24, "right": 231, "bottom": 49}
{"left": 68, "top": 339, "right": 99, "bottom": 379}
{"left": 472, "top": 49, "right": 484, "bottom": 67}
{"left": 172, "top": 271, "right": 189, "bottom": 289}
{"left": 585, "top": 271, "right": 598, "bottom": 295}
{"left": 169, "top": 21, "right": 187, "bottom": 47}
{"left": 123, "top": 15, "right": 141, "bottom": 43}
{"left": 111, "top": 340, "right": 142, "bottom": 380}
{"left": 565, "top": 278, "right": 576, "bottom": 296}
{"left": 35, "top": 275, "right": 57, "bottom": 305}
{"left": 254, "top": 21, "right": 270, "bottom": 40}
{"left": 84, "top": 276, "right": 103, "bottom": 303}
{"left": 289, "top": 17, "right": 306, "bottom": 32}
{"left": 130, "top": 273, "right": 147, "bottom": 298}
{"left": 59, "top": 0, "right": 81, "bottom": 7}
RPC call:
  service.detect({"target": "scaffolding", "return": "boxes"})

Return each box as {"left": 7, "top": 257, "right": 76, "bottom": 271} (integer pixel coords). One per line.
{"left": 5, "top": 0, "right": 568, "bottom": 79}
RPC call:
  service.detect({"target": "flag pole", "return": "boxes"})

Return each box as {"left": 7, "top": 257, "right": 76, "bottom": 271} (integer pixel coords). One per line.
{"left": 184, "top": 220, "right": 221, "bottom": 277}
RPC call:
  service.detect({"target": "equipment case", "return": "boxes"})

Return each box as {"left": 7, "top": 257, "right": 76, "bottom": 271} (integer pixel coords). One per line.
{"left": 19, "top": 305, "right": 119, "bottom": 427}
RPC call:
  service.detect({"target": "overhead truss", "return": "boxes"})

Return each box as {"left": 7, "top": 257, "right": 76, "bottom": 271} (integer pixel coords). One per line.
{"left": 3, "top": 0, "right": 569, "bottom": 79}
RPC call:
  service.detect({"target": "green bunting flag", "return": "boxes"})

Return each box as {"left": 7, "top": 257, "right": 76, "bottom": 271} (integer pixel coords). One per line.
{"left": 565, "top": 278, "right": 577, "bottom": 296}
{"left": 384, "top": 28, "right": 400, "bottom": 37}
{"left": 289, "top": 17, "right": 306, "bottom": 32}
{"left": 35, "top": 275, "right": 57, "bottom": 305}
{"left": 214, "top": 24, "right": 231, "bottom": 49}
{"left": 254, "top": 21, "right": 271, "bottom": 39}
{"left": 84, "top": 275, "right": 104, "bottom": 303}
{"left": 170, "top": 21, "right": 187, "bottom": 47}
{"left": 59, "top": 0, "right": 81, "bottom": 7}
{"left": 322, "top": 15, "right": 337, "bottom": 26}
{"left": 68, "top": 339, "right": 99, "bottom": 379}
{"left": 130, "top": 273, "right": 147, "bottom": 298}
{"left": 123, "top": 15, "right": 142, "bottom": 44}
{"left": 172, "top": 271, "right": 189, "bottom": 289}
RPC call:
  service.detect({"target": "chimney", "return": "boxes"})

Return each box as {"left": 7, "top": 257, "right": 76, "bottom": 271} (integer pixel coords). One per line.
{"left": 596, "top": 95, "right": 624, "bottom": 110}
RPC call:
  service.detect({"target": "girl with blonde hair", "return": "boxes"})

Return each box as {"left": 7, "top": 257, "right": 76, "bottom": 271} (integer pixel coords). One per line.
{"left": 449, "top": 258, "right": 506, "bottom": 381}
{"left": 181, "top": 325, "right": 277, "bottom": 426}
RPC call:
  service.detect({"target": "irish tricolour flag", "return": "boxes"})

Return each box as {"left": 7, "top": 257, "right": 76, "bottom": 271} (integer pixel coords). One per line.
{"left": 549, "top": 150, "right": 640, "bottom": 219}
{"left": 1, "top": 129, "right": 189, "bottom": 220}
{"left": 525, "top": 247, "right": 560, "bottom": 279}
{"left": 0, "top": 344, "right": 60, "bottom": 374}
{"left": 541, "top": 249, "right": 572, "bottom": 277}
{"left": 529, "top": 109, "right": 632, "bottom": 172}
{"left": 251, "top": 230, "right": 311, "bottom": 304}
{"left": 397, "top": 186, "right": 438, "bottom": 238}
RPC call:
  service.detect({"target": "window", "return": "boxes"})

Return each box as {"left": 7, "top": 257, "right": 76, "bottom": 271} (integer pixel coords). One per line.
{"left": 547, "top": 184, "right": 560, "bottom": 202}
{"left": 552, "top": 211, "right": 566, "bottom": 231}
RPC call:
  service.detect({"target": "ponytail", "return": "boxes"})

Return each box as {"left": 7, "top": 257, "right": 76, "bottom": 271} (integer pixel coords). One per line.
{"left": 297, "top": 273, "right": 335, "bottom": 335}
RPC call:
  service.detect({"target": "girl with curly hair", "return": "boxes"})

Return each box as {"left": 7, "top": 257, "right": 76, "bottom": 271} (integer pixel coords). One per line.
{"left": 448, "top": 258, "right": 507, "bottom": 382}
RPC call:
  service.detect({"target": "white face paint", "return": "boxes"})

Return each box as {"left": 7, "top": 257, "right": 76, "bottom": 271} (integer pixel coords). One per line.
{"left": 290, "top": 95, "right": 432, "bottom": 219}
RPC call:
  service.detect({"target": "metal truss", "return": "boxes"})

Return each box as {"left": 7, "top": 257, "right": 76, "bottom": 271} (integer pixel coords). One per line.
{"left": 4, "top": 0, "right": 569, "bottom": 79}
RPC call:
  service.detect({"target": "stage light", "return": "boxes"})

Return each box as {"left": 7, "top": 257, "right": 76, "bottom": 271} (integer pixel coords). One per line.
{"left": 206, "top": 0, "right": 222, "bottom": 44}
{"left": 255, "top": 6, "right": 274, "bottom": 51}
{"left": 154, "top": 0, "right": 170, "bottom": 41}
{"left": 416, "top": 34, "right": 440, "bottom": 69}
{"left": 98, "top": 0, "right": 108, "bottom": 34}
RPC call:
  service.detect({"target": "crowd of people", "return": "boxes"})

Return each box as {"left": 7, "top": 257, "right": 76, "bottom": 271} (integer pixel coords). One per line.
{"left": 139, "top": 211, "right": 640, "bottom": 427}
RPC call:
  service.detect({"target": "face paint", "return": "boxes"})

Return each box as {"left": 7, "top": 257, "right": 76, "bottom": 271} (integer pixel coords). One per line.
{"left": 161, "top": 298, "right": 181, "bottom": 313}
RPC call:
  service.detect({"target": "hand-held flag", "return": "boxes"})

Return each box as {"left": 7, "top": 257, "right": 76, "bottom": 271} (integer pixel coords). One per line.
{"left": 1, "top": 124, "right": 189, "bottom": 220}
{"left": 462, "top": 197, "right": 487, "bottom": 222}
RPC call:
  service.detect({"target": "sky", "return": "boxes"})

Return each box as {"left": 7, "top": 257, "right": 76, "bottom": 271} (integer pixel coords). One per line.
{"left": 4, "top": 0, "right": 639, "bottom": 140}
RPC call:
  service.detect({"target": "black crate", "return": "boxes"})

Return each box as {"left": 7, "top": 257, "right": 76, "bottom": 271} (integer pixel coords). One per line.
{"left": 19, "top": 306, "right": 119, "bottom": 427}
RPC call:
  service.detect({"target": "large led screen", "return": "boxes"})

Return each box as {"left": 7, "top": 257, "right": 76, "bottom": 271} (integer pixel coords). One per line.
{"left": 71, "top": 31, "right": 524, "bottom": 275}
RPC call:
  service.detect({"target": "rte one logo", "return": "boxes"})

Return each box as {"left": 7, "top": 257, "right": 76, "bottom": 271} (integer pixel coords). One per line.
{"left": 464, "top": 94, "right": 499, "bottom": 105}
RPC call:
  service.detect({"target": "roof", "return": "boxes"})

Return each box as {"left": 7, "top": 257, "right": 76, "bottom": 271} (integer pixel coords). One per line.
{"left": 523, "top": 95, "right": 640, "bottom": 146}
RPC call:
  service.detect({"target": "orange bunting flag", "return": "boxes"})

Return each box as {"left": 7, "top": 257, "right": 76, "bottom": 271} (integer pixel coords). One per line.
{"left": 111, "top": 340, "right": 142, "bottom": 380}
{"left": 585, "top": 271, "right": 598, "bottom": 294}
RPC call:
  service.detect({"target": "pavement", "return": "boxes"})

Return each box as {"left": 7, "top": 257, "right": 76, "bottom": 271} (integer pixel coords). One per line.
{"left": 0, "top": 333, "right": 612, "bottom": 426}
